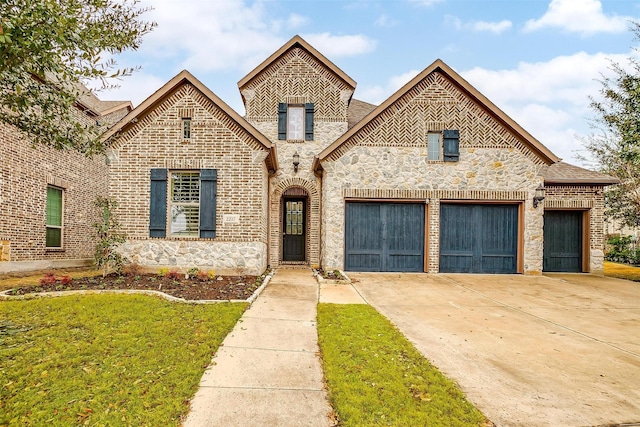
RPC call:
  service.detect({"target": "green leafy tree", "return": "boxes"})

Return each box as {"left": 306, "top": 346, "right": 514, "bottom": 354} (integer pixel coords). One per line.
{"left": 0, "top": 0, "right": 155, "bottom": 155}
{"left": 93, "top": 196, "right": 127, "bottom": 277}
{"left": 583, "top": 21, "right": 640, "bottom": 228}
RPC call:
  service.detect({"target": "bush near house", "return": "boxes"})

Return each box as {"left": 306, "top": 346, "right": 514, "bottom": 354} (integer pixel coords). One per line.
{"left": 605, "top": 235, "right": 640, "bottom": 264}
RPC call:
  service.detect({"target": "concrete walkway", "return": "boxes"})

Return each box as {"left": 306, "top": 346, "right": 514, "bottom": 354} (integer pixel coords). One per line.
{"left": 183, "top": 268, "right": 333, "bottom": 427}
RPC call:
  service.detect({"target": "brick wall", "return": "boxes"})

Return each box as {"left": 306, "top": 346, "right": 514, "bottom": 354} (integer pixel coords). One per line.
{"left": 0, "top": 121, "right": 109, "bottom": 268}
{"left": 107, "top": 82, "right": 270, "bottom": 274}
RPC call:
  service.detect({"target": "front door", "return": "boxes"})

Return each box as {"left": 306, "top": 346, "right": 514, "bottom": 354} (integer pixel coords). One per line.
{"left": 283, "top": 199, "right": 305, "bottom": 261}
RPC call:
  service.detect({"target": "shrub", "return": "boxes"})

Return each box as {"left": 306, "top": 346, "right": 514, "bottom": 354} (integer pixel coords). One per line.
{"left": 124, "top": 263, "right": 143, "bottom": 277}
{"left": 157, "top": 267, "right": 169, "bottom": 277}
{"left": 166, "top": 270, "right": 181, "bottom": 280}
{"left": 59, "top": 275, "right": 72, "bottom": 285}
{"left": 196, "top": 270, "right": 210, "bottom": 281}
{"left": 93, "top": 197, "right": 127, "bottom": 277}
{"left": 39, "top": 273, "right": 57, "bottom": 286}
{"left": 187, "top": 267, "right": 200, "bottom": 278}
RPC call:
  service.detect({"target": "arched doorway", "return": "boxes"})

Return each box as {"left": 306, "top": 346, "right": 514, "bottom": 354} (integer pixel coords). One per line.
{"left": 282, "top": 187, "right": 308, "bottom": 262}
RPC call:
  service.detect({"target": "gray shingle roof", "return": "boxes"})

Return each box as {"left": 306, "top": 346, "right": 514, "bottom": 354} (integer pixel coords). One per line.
{"left": 347, "top": 98, "right": 377, "bottom": 129}
{"left": 544, "top": 162, "right": 619, "bottom": 185}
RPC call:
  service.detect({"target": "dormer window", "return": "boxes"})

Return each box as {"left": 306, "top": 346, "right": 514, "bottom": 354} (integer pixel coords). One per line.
{"left": 278, "top": 103, "right": 314, "bottom": 141}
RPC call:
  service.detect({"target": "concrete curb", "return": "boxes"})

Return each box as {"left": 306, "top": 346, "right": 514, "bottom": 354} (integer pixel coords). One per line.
{"left": 313, "top": 269, "right": 351, "bottom": 285}
{"left": 0, "top": 270, "right": 275, "bottom": 305}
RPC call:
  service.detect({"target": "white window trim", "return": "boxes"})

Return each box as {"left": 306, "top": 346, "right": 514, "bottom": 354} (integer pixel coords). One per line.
{"left": 169, "top": 171, "right": 200, "bottom": 238}
{"left": 45, "top": 185, "right": 64, "bottom": 249}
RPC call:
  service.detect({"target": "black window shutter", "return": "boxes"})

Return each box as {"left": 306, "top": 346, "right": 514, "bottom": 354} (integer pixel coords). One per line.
{"left": 200, "top": 169, "right": 217, "bottom": 238}
{"left": 149, "top": 169, "right": 167, "bottom": 238}
{"left": 277, "top": 103, "right": 287, "bottom": 140}
{"left": 443, "top": 129, "right": 460, "bottom": 162}
{"left": 305, "top": 103, "right": 314, "bottom": 141}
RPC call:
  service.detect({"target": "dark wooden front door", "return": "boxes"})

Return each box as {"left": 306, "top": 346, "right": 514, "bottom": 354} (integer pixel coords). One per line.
{"left": 543, "top": 210, "right": 583, "bottom": 272}
{"left": 283, "top": 199, "right": 305, "bottom": 261}
{"left": 439, "top": 204, "right": 518, "bottom": 273}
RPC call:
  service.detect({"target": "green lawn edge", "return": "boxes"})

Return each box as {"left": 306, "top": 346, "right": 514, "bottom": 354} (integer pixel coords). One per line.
{"left": 0, "top": 294, "right": 246, "bottom": 426}
{"left": 317, "top": 303, "right": 486, "bottom": 427}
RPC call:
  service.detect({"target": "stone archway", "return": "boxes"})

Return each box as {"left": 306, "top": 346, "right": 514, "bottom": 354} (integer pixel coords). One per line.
{"left": 270, "top": 177, "right": 320, "bottom": 267}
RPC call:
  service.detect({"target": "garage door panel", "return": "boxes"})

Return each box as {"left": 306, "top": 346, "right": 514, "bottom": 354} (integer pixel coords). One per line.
{"left": 345, "top": 202, "right": 424, "bottom": 272}
{"left": 440, "top": 204, "right": 518, "bottom": 274}
{"left": 544, "top": 211, "right": 582, "bottom": 272}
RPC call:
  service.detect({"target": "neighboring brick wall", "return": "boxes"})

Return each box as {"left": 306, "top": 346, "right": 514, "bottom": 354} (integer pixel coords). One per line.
{"left": 545, "top": 185, "right": 606, "bottom": 273}
{"left": 107, "top": 82, "right": 270, "bottom": 274}
{"left": 0, "top": 122, "right": 109, "bottom": 265}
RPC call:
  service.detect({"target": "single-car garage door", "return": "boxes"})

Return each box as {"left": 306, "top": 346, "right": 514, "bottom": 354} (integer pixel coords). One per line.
{"left": 345, "top": 202, "right": 424, "bottom": 272}
{"left": 440, "top": 204, "right": 518, "bottom": 273}
{"left": 543, "top": 210, "right": 583, "bottom": 272}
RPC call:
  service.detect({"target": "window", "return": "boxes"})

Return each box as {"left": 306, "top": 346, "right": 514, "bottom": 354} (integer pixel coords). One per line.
{"left": 278, "top": 103, "right": 314, "bottom": 141}
{"left": 46, "top": 186, "right": 63, "bottom": 248}
{"left": 428, "top": 133, "right": 440, "bottom": 160}
{"left": 183, "top": 118, "right": 191, "bottom": 139}
{"left": 149, "top": 168, "right": 217, "bottom": 239}
{"left": 170, "top": 172, "right": 200, "bottom": 237}
{"left": 287, "top": 106, "right": 304, "bottom": 140}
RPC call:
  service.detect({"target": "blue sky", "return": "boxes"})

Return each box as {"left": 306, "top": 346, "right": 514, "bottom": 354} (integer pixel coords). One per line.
{"left": 101, "top": 0, "right": 640, "bottom": 165}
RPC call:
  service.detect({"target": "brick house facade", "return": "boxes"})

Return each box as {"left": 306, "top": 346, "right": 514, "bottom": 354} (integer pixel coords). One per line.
{"left": 0, "top": 91, "right": 130, "bottom": 274}
{"left": 2, "top": 35, "right": 617, "bottom": 275}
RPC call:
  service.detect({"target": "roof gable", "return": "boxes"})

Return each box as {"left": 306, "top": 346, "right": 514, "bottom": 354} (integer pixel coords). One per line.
{"left": 102, "top": 70, "right": 278, "bottom": 171}
{"left": 314, "top": 59, "right": 560, "bottom": 171}
{"left": 237, "top": 35, "right": 356, "bottom": 93}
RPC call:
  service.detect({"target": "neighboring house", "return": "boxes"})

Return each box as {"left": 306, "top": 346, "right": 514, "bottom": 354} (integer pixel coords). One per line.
{"left": 2, "top": 35, "right": 617, "bottom": 275}
{"left": 0, "top": 90, "right": 131, "bottom": 274}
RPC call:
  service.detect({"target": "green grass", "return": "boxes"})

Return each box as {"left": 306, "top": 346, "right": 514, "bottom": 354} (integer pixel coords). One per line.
{"left": 604, "top": 260, "right": 640, "bottom": 282}
{"left": 318, "top": 304, "right": 486, "bottom": 427}
{"left": 0, "top": 294, "right": 246, "bottom": 426}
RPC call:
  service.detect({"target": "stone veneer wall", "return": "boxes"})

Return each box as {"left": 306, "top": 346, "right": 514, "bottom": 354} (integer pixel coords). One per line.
{"left": 544, "top": 185, "right": 606, "bottom": 274}
{"left": 0, "top": 118, "right": 113, "bottom": 273}
{"left": 321, "top": 146, "right": 546, "bottom": 273}
{"left": 108, "top": 83, "right": 270, "bottom": 275}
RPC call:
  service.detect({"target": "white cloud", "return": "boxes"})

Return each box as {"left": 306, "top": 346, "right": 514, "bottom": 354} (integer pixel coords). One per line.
{"left": 461, "top": 51, "right": 632, "bottom": 163}
{"left": 375, "top": 14, "right": 398, "bottom": 28}
{"left": 524, "top": 0, "right": 630, "bottom": 35}
{"left": 287, "top": 13, "right": 309, "bottom": 29}
{"left": 472, "top": 20, "right": 512, "bottom": 34}
{"left": 358, "top": 69, "right": 420, "bottom": 104}
{"left": 302, "top": 33, "right": 377, "bottom": 58}
{"left": 408, "top": 0, "right": 444, "bottom": 6}
{"left": 445, "top": 15, "right": 512, "bottom": 34}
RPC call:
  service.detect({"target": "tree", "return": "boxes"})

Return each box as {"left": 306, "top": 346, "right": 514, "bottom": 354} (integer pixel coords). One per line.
{"left": 93, "top": 196, "right": 126, "bottom": 277}
{"left": 0, "top": 0, "right": 155, "bottom": 155}
{"left": 583, "top": 21, "right": 640, "bottom": 228}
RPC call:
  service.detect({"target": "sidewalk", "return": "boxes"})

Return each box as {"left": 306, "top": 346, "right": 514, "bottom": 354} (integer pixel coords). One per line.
{"left": 183, "top": 268, "right": 333, "bottom": 427}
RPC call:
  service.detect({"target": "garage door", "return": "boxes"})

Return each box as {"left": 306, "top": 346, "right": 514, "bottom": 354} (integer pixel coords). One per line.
{"left": 440, "top": 204, "right": 518, "bottom": 273}
{"left": 543, "top": 210, "right": 583, "bottom": 272}
{"left": 345, "top": 202, "right": 424, "bottom": 272}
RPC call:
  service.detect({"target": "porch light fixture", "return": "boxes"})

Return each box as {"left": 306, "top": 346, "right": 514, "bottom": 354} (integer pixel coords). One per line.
{"left": 533, "top": 184, "right": 545, "bottom": 208}
{"left": 293, "top": 151, "right": 300, "bottom": 173}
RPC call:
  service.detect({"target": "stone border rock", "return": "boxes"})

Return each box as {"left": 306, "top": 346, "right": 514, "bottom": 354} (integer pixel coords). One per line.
{"left": 0, "top": 270, "right": 275, "bottom": 305}
{"left": 313, "top": 269, "right": 351, "bottom": 285}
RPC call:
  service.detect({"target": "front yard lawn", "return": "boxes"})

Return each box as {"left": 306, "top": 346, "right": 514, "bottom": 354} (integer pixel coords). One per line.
{"left": 0, "top": 294, "right": 246, "bottom": 426}
{"left": 604, "top": 261, "right": 640, "bottom": 282}
{"left": 317, "top": 304, "right": 487, "bottom": 427}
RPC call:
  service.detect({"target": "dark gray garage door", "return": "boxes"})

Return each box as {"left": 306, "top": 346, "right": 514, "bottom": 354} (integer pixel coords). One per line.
{"left": 345, "top": 202, "right": 424, "bottom": 272}
{"left": 440, "top": 204, "right": 518, "bottom": 273}
{"left": 543, "top": 210, "right": 583, "bottom": 272}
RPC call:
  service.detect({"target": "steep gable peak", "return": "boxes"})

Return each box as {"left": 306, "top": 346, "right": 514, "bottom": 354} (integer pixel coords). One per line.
{"left": 237, "top": 35, "right": 357, "bottom": 93}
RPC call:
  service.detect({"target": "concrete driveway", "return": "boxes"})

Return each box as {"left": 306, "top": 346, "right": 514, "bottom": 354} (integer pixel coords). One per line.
{"left": 350, "top": 273, "right": 640, "bottom": 427}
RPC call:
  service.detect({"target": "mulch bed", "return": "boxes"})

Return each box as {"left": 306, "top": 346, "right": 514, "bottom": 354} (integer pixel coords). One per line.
{"left": 6, "top": 272, "right": 264, "bottom": 301}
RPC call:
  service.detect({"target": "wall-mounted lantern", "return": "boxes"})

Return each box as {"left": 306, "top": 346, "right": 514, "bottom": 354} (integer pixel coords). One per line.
{"left": 293, "top": 151, "right": 300, "bottom": 173}
{"left": 533, "top": 184, "right": 545, "bottom": 208}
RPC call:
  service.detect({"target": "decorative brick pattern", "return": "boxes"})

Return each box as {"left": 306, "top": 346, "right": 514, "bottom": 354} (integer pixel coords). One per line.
{"left": 326, "top": 72, "right": 546, "bottom": 166}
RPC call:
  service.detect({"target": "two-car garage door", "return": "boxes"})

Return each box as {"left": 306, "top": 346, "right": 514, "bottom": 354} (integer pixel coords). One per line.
{"left": 344, "top": 202, "right": 519, "bottom": 273}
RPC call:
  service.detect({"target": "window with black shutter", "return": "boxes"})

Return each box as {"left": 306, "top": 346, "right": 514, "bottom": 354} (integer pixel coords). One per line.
{"left": 277, "top": 103, "right": 314, "bottom": 141}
